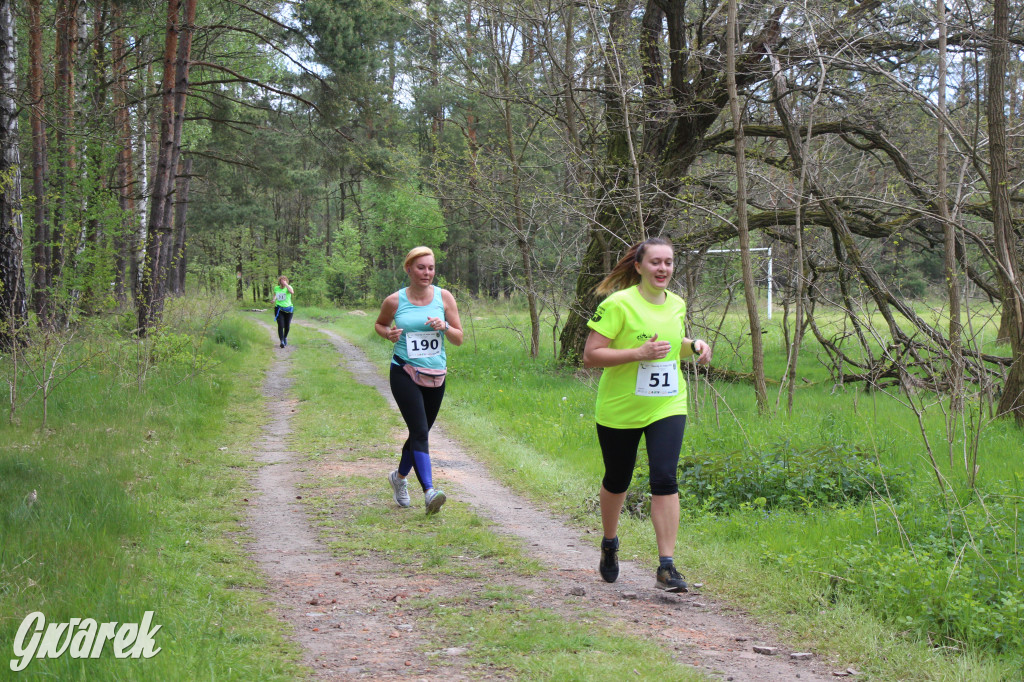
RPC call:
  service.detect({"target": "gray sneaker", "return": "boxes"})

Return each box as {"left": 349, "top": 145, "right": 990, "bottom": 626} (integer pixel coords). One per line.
{"left": 424, "top": 488, "right": 447, "bottom": 515}
{"left": 388, "top": 470, "right": 410, "bottom": 508}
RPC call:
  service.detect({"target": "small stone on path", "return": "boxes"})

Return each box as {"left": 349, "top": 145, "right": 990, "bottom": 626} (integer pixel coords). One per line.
{"left": 753, "top": 645, "right": 777, "bottom": 655}
{"left": 567, "top": 585, "right": 586, "bottom": 596}
{"left": 622, "top": 591, "right": 639, "bottom": 600}
{"left": 791, "top": 652, "right": 813, "bottom": 660}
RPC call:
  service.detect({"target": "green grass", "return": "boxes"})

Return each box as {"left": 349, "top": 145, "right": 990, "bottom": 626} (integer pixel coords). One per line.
{"left": 0, "top": 301, "right": 306, "bottom": 680}
{"left": 302, "top": 300, "right": 1024, "bottom": 681}
{"left": 281, "top": 316, "right": 708, "bottom": 680}
{"left": 425, "top": 592, "right": 705, "bottom": 680}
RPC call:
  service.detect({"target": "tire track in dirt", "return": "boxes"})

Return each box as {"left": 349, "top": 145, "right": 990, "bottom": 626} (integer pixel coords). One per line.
{"left": 297, "top": 320, "right": 842, "bottom": 681}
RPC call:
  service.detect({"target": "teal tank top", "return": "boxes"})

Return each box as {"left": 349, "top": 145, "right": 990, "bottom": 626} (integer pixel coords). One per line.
{"left": 392, "top": 287, "right": 447, "bottom": 370}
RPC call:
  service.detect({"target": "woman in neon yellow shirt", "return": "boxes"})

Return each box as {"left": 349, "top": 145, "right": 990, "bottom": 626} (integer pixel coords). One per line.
{"left": 582, "top": 237, "right": 712, "bottom": 592}
{"left": 272, "top": 276, "right": 294, "bottom": 348}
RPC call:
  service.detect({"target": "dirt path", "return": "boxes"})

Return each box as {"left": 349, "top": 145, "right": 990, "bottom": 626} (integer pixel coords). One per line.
{"left": 247, "top": 319, "right": 843, "bottom": 680}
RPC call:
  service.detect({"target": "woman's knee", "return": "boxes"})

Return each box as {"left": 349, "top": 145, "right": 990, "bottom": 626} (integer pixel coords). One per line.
{"left": 601, "top": 472, "right": 632, "bottom": 495}
{"left": 649, "top": 475, "right": 679, "bottom": 496}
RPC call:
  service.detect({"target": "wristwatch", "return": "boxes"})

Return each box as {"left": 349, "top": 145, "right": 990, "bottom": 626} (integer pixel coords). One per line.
{"left": 691, "top": 340, "right": 699, "bottom": 355}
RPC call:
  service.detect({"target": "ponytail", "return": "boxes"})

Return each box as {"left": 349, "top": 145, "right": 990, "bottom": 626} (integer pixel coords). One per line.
{"left": 594, "top": 237, "right": 673, "bottom": 296}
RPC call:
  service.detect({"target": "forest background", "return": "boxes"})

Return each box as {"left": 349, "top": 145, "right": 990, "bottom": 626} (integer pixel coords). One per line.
{"left": 0, "top": 0, "right": 1023, "bottom": 676}
{"left": 1, "top": 0, "right": 1023, "bottom": 417}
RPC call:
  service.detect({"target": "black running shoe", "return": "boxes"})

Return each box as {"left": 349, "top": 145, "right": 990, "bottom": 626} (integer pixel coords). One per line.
{"left": 655, "top": 563, "right": 688, "bottom": 592}
{"left": 599, "top": 536, "right": 619, "bottom": 583}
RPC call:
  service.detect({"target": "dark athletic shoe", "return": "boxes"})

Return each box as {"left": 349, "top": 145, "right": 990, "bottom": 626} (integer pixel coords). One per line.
{"left": 424, "top": 488, "right": 446, "bottom": 515}
{"left": 599, "top": 537, "right": 619, "bottom": 583}
{"left": 279, "top": 341, "right": 285, "bottom": 348}
{"left": 655, "top": 563, "right": 688, "bottom": 593}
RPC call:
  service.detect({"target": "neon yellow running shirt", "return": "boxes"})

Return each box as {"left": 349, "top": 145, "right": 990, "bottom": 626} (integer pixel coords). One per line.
{"left": 272, "top": 285, "right": 293, "bottom": 308}
{"left": 587, "top": 286, "right": 689, "bottom": 428}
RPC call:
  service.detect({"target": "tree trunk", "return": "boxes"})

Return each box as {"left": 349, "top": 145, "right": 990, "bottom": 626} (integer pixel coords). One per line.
{"left": 727, "top": 0, "right": 768, "bottom": 413}
{"left": 49, "top": 0, "right": 79, "bottom": 309}
{"left": 769, "top": 60, "right": 813, "bottom": 415}
{"left": 558, "top": 0, "right": 639, "bottom": 364}
{"left": 936, "top": 0, "right": 963, "bottom": 414}
{"left": 171, "top": 156, "right": 192, "bottom": 294}
{"left": 499, "top": 53, "right": 539, "bottom": 357}
{"left": 112, "top": 1, "right": 136, "bottom": 303}
{"left": 27, "top": 0, "right": 48, "bottom": 318}
{"left": 236, "top": 240, "right": 243, "bottom": 300}
{"left": 137, "top": 0, "right": 180, "bottom": 334}
{"left": 558, "top": 0, "right": 783, "bottom": 365}
{"left": 132, "top": 35, "right": 155, "bottom": 299}
{"left": 988, "top": 0, "right": 1024, "bottom": 424}
{"left": 0, "top": 0, "right": 28, "bottom": 349}
{"left": 160, "top": 0, "right": 196, "bottom": 300}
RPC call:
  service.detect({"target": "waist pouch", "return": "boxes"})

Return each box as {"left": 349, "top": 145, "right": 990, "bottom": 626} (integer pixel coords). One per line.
{"left": 393, "top": 355, "right": 446, "bottom": 388}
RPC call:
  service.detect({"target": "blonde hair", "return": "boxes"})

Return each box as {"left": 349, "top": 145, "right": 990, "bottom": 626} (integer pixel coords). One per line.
{"left": 403, "top": 246, "right": 435, "bottom": 269}
{"left": 594, "top": 237, "right": 673, "bottom": 296}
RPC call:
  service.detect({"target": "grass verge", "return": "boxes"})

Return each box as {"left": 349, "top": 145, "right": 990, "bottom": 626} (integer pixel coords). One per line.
{"left": 1, "top": 306, "right": 305, "bottom": 680}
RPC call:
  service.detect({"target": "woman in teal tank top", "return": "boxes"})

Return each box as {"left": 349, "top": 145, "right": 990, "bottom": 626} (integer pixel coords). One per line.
{"left": 374, "top": 247, "right": 464, "bottom": 514}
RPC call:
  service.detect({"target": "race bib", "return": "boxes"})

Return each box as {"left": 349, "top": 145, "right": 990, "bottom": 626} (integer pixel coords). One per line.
{"left": 635, "top": 361, "right": 678, "bottom": 397}
{"left": 406, "top": 331, "right": 443, "bottom": 358}
{"left": 275, "top": 291, "right": 287, "bottom": 302}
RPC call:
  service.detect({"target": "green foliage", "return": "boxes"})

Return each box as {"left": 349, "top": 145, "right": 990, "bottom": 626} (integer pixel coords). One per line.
{"left": 766, "top": 488, "right": 1024, "bottom": 657}
{"left": 148, "top": 329, "right": 199, "bottom": 367}
{"left": 834, "top": 541, "right": 1024, "bottom": 654}
{"left": 325, "top": 222, "right": 367, "bottom": 303}
{"left": 673, "top": 442, "right": 903, "bottom": 514}
{"left": 211, "top": 317, "right": 250, "bottom": 350}
{"left": 363, "top": 179, "right": 447, "bottom": 252}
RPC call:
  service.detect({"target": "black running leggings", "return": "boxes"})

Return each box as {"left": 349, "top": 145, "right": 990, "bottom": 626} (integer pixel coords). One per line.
{"left": 275, "top": 308, "right": 293, "bottom": 341}
{"left": 389, "top": 363, "right": 446, "bottom": 490}
{"left": 596, "top": 415, "right": 686, "bottom": 495}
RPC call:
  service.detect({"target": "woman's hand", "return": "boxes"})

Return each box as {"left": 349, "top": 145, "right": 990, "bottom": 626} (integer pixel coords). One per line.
{"left": 386, "top": 325, "right": 404, "bottom": 342}
{"left": 636, "top": 334, "right": 672, "bottom": 361}
{"left": 692, "top": 339, "right": 712, "bottom": 365}
{"left": 426, "top": 316, "right": 447, "bottom": 332}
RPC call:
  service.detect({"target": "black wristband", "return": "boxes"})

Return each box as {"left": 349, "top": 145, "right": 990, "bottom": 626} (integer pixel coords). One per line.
{"left": 691, "top": 340, "right": 699, "bottom": 355}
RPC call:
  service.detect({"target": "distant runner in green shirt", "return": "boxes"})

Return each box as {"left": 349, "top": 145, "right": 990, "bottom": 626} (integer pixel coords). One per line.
{"left": 582, "top": 237, "right": 712, "bottom": 592}
{"left": 273, "top": 276, "right": 294, "bottom": 348}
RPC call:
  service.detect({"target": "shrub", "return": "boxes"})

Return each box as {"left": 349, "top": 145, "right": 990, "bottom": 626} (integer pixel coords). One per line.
{"left": 675, "top": 442, "right": 901, "bottom": 513}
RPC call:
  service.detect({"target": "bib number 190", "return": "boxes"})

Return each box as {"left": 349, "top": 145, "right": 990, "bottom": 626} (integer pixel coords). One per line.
{"left": 635, "top": 361, "right": 678, "bottom": 396}
{"left": 406, "top": 331, "right": 443, "bottom": 358}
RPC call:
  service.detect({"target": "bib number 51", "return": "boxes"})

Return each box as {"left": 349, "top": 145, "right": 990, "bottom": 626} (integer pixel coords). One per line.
{"left": 406, "top": 331, "right": 443, "bottom": 358}
{"left": 635, "top": 361, "right": 678, "bottom": 396}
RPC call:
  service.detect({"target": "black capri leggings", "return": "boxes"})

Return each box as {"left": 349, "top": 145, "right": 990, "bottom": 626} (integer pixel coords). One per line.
{"left": 275, "top": 308, "right": 293, "bottom": 341}
{"left": 389, "top": 363, "right": 446, "bottom": 458}
{"left": 596, "top": 415, "right": 686, "bottom": 496}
